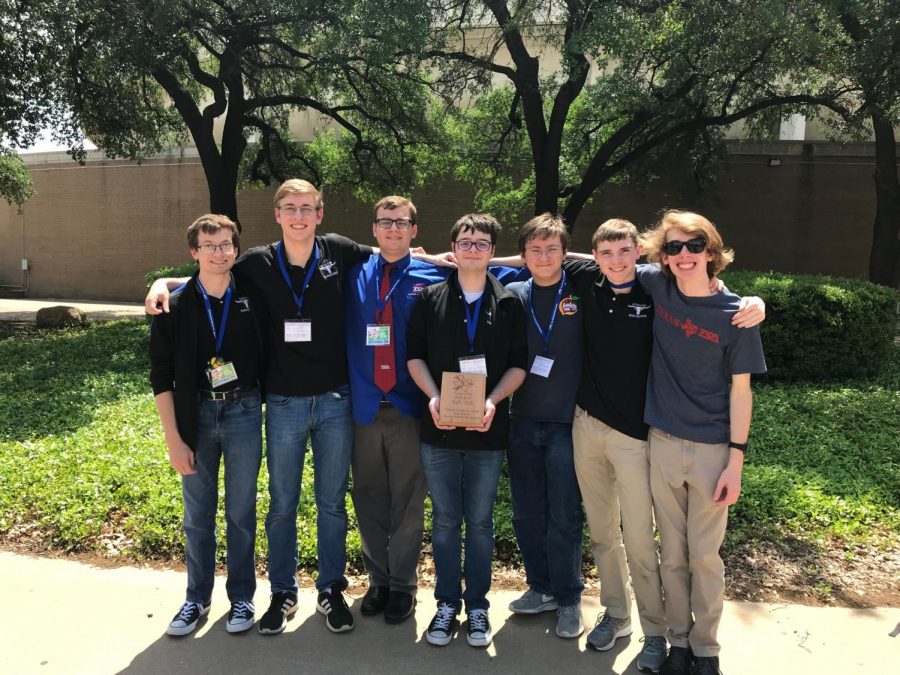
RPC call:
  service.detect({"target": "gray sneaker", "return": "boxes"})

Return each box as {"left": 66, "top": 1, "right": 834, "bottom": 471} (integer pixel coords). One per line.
{"left": 638, "top": 635, "right": 668, "bottom": 672}
{"left": 508, "top": 588, "right": 559, "bottom": 614}
{"left": 587, "top": 612, "right": 633, "bottom": 651}
{"left": 555, "top": 604, "right": 584, "bottom": 638}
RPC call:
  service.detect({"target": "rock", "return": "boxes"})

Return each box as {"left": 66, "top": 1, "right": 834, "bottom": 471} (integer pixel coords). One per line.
{"left": 35, "top": 305, "right": 87, "bottom": 328}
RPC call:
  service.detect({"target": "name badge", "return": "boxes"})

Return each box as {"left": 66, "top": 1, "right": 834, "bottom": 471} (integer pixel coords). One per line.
{"left": 207, "top": 361, "right": 238, "bottom": 388}
{"left": 530, "top": 355, "right": 554, "bottom": 378}
{"left": 285, "top": 319, "right": 312, "bottom": 342}
{"left": 366, "top": 324, "right": 391, "bottom": 346}
{"left": 459, "top": 354, "right": 487, "bottom": 376}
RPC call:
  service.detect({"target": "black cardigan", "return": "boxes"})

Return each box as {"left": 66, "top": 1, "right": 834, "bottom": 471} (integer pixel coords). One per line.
{"left": 148, "top": 274, "right": 266, "bottom": 450}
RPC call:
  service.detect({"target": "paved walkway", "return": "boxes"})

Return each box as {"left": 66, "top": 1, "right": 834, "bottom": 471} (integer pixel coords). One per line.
{"left": 1, "top": 551, "right": 896, "bottom": 675}
{"left": 0, "top": 297, "right": 145, "bottom": 322}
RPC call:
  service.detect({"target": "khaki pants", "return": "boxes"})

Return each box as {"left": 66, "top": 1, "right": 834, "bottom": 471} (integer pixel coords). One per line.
{"left": 572, "top": 407, "right": 666, "bottom": 636}
{"left": 649, "top": 427, "right": 730, "bottom": 657}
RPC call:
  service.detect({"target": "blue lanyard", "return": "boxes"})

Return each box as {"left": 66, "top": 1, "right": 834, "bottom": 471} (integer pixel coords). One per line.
{"left": 528, "top": 271, "right": 566, "bottom": 355}
{"left": 196, "top": 279, "right": 232, "bottom": 356}
{"left": 463, "top": 293, "right": 484, "bottom": 354}
{"left": 374, "top": 258, "right": 409, "bottom": 322}
{"left": 276, "top": 241, "right": 319, "bottom": 317}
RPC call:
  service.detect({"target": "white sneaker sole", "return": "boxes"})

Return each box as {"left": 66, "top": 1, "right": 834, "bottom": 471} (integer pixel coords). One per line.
{"left": 466, "top": 632, "right": 492, "bottom": 647}
{"left": 426, "top": 631, "right": 453, "bottom": 646}
{"left": 166, "top": 605, "right": 210, "bottom": 637}
{"left": 226, "top": 617, "right": 255, "bottom": 634}
{"left": 556, "top": 621, "right": 585, "bottom": 639}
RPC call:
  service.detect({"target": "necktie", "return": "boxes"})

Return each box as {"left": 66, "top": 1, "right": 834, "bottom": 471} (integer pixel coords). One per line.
{"left": 374, "top": 263, "right": 396, "bottom": 393}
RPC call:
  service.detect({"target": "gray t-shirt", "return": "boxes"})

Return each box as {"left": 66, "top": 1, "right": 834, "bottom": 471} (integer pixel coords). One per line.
{"left": 641, "top": 274, "right": 767, "bottom": 443}
{"left": 508, "top": 275, "right": 583, "bottom": 423}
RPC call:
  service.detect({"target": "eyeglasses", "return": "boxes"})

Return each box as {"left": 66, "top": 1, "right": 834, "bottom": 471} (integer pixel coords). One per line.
{"left": 454, "top": 239, "right": 492, "bottom": 252}
{"left": 375, "top": 218, "right": 413, "bottom": 229}
{"left": 525, "top": 246, "right": 563, "bottom": 258}
{"left": 661, "top": 237, "right": 707, "bottom": 255}
{"left": 278, "top": 205, "right": 318, "bottom": 217}
{"left": 196, "top": 242, "right": 235, "bottom": 254}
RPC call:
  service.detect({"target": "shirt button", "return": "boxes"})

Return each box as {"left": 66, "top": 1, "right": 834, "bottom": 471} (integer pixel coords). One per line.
{"left": 609, "top": 309, "right": 613, "bottom": 314}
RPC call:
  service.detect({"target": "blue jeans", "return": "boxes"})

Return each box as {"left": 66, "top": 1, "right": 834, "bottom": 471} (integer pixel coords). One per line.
{"left": 420, "top": 443, "right": 504, "bottom": 612}
{"left": 508, "top": 419, "right": 585, "bottom": 606}
{"left": 183, "top": 394, "right": 262, "bottom": 604}
{"left": 265, "top": 386, "right": 352, "bottom": 593}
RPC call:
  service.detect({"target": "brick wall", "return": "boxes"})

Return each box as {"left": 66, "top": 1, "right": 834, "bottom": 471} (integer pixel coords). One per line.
{"left": 0, "top": 145, "right": 884, "bottom": 301}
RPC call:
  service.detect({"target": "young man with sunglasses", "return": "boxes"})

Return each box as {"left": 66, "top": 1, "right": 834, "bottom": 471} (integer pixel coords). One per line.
{"left": 640, "top": 211, "right": 766, "bottom": 675}
{"left": 150, "top": 214, "right": 266, "bottom": 637}
{"left": 562, "top": 219, "right": 764, "bottom": 673}
{"left": 407, "top": 214, "right": 528, "bottom": 648}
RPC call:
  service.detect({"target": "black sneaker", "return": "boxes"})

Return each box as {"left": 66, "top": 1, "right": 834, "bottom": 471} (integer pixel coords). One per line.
{"left": 258, "top": 591, "right": 299, "bottom": 635}
{"left": 661, "top": 646, "right": 694, "bottom": 674}
{"left": 425, "top": 602, "right": 459, "bottom": 646}
{"left": 690, "top": 656, "right": 722, "bottom": 675}
{"left": 317, "top": 584, "right": 354, "bottom": 633}
{"left": 166, "top": 600, "right": 210, "bottom": 636}
{"left": 466, "top": 608, "right": 492, "bottom": 647}
{"left": 226, "top": 600, "right": 255, "bottom": 634}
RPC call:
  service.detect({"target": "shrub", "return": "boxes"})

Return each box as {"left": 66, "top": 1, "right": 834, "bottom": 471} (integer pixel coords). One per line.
{"left": 145, "top": 262, "right": 198, "bottom": 288}
{"left": 721, "top": 270, "right": 898, "bottom": 382}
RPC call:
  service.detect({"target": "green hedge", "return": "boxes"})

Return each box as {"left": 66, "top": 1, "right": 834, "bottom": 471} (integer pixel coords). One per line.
{"left": 145, "top": 262, "right": 198, "bottom": 288}
{"left": 721, "top": 270, "right": 898, "bottom": 382}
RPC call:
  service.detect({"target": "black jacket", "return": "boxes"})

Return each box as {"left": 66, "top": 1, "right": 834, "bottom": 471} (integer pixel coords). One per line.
{"left": 406, "top": 271, "right": 528, "bottom": 450}
{"left": 149, "top": 274, "right": 266, "bottom": 450}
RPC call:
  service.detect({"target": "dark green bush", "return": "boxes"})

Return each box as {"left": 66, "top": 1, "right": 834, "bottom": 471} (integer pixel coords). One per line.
{"left": 145, "top": 262, "right": 198, "bottom": 288}
{"left": 721, "top": 270, "right": 898, "bottom": 382}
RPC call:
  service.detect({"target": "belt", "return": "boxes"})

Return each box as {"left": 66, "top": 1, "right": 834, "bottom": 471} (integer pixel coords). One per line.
{"left": 198, "top": 388, "right": 259, "bottom": 401}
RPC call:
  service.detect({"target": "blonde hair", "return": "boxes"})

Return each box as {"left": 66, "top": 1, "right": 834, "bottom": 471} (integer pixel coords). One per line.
{"left": 643, "top": 210, "right": 734, "bottom": 279}
{"left": 273, "top": 179, "right": 323, "bottom": 209}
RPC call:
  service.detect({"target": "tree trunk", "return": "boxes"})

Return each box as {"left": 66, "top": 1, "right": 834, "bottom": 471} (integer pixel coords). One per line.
{"left": 868, "top": 110, "right": 900, "bottom": 287}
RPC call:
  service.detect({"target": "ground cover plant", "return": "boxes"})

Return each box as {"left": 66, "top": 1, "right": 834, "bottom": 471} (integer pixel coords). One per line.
{"left": 0, "top": 318, "right": 897, "bottom": 605}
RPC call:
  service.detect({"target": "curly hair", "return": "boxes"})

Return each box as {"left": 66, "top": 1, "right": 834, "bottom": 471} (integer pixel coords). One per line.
{"left": 643, "top": 210, "right": 734, "bottom": 279}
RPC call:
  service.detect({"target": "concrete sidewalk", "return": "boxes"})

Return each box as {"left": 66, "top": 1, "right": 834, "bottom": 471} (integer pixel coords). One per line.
{"left": 2, "top": 551, "right": 897, "bottom": 675}
{"left": 0, "top": 298, "right": 144, "bottom": 322}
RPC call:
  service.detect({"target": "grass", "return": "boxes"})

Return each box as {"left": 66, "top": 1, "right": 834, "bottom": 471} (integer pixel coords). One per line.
{"left": 0, "top": 320, "right": 897, "bottom": 575}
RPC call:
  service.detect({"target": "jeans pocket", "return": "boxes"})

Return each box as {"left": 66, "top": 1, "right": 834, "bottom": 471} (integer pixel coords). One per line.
{"left": 266, "top": 393, "right": 292, "bottom": 407}
{"left": 239, "top": 394, "right": 262, "bottom": 411}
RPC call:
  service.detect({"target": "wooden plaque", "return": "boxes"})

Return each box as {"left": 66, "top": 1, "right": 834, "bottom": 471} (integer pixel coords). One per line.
{"left": 438, "top": 372, "right": 486, "bottom": 428}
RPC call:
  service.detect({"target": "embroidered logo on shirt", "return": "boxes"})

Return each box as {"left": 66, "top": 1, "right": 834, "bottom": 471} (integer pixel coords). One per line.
{"left": 235, "top": 297, "right": 251, "bottom": 312}
{"left": 319, "top": 260, "right": 338, "bottom": 278}
{"left": 656, "top": 304, "right": 720, "bottom": 344}
{"left": 628, "top": 303, "right": 651, "bottom": 318}
{"left": 558, "top": 296, "right": 578, "bottom": 315}
{"left": 407, "top": 283, "right": 427, "bottom": 300}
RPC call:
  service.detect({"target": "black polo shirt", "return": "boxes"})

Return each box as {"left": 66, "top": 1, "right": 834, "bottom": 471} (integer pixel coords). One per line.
{"left": 406, "top": 271, "right": 528, "bottom": 451}
{"left": 234, "top": 233, "right": 372, "bottom": 397}
{"left": 565, "top": 260, "right": 654, "bottom": 440}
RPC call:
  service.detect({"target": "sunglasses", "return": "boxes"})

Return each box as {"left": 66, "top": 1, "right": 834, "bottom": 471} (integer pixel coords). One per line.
{"left": 662, "top": 237, "right": 707, "bottom": 255}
